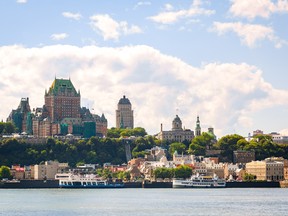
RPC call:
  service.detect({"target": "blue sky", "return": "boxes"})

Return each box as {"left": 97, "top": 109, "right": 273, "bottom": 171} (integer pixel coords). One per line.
{"left": 1, "top": 0, "right": 288, "bottom": 137}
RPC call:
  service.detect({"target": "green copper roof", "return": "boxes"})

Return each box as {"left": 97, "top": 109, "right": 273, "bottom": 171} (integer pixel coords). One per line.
{"left": 47, "top": 78, "right": 80, "bottom": 96}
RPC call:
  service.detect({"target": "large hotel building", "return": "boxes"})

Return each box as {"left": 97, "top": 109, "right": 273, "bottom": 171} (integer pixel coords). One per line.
{"left": 7, "top": 78, "right": 107, "bottom": 138}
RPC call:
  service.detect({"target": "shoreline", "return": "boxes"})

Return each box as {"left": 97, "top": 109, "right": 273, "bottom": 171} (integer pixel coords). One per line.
{"left": 0, "top": 180, "right": 281, "bottom": 189}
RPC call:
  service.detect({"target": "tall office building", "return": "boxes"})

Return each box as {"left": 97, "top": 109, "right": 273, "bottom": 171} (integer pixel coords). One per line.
{"left": 116, "top": 95, "right": 134, "bottom": 129}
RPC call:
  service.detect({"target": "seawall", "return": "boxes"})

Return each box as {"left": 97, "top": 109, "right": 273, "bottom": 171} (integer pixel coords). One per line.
{"left": 0, "top": 180, "right": 281, "bottom": 188}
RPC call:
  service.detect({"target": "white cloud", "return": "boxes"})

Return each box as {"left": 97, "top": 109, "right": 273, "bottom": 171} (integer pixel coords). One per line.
{"left": 1, "top": 45, "right": 288, "bottom": 136}
{"left": 50, "top": 33, "right": 69, "bottom": 41}
{"left": 16, "top": 0, "right": 27, "bottom": 3}
{"left": 279, "top": 128, "right": 288, "bottom": 135}
{"left": 90, "top": 14, "right": 142, "bottom": 41}
{"left": 211, "top": 22, "right": 286, "bottom": 48}
{"left": 148, "top": 0, "right": 214, "bottom": 24}
{"left": 229, "top": 0, "right": 288, "bottom": 20}
{"left": 134, "top": 1, "right": 151, "bottom": 9}
{"left": 164, "top": 4, "right": 174, "bottom": 11}
{"left": 62, "top": 12, "right": 82, "bottom": 20}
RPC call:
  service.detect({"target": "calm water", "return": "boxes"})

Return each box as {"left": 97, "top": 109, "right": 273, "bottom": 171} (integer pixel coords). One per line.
{"left": 0, "top": 188, "right": 288, "bottom": 216}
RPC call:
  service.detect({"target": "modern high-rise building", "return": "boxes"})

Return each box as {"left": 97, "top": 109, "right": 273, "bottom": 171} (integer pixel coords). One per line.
{"left": 116, "top": 95, "right": 134, "bottom": 129}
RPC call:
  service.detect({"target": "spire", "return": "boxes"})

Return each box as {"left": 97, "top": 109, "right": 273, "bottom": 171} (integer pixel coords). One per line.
{"left": 195, "top": 115, "right": 201, "bottom": 136}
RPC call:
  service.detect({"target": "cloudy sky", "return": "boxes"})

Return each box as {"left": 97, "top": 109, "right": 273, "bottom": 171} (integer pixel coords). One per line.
{"left": 1, "top": 0, "right": 288, "bottom": 137}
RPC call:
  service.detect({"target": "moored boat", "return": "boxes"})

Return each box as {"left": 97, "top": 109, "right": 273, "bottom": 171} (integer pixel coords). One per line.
{"left": 55, "top": 173, "right": 124, "bottom": 188}
{"left": 173, "top": 173, "right": 226, "bottom": 188}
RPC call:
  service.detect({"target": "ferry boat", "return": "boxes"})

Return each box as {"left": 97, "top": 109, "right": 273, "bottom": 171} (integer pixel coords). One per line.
{"left": 55, "top": 173, "right": 124, "bottom": 188}
{"left": 173, "top": 173, "right": 226, "bottom": 188}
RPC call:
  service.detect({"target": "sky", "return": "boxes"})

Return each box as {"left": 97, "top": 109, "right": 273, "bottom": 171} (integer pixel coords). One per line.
{"left": 1, "top": 0, "right": 288, "bottom": 137}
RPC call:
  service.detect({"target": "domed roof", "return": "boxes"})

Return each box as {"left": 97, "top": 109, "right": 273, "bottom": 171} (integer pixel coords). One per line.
{"left": 173, "top": 115, "right": 182, "bottom": 123}
{"left": 118, "top": 95, "right": 131, "bottom": 105}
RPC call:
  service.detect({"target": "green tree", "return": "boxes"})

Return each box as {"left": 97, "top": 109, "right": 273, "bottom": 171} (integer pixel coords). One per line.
{"left": 153, "top": 167, "right": 174, "bottom": 179}
{"left": 0, "top": 122, "right": 5, "bottom": 134}
{"left": 98, "top": 168, "right": 113, "bottom": 179}
{"left": 132, "top": 127, "right": 147, "bottom": 137}
{"left": 4, "top": 122, "right": 16, "bottom": 134}
{"left": 0, "top": 166, "right": 12, "bottom": 179}
{"left": 117, "top": 171, "right": 131, "bottom": 181}
{"left": 236, "top": 138, "right": 249, "bottom": 150}
{"left": 244, "top": 173, "right": 256, "bottom": 182}
{"left": 174, "top": 165, "right": 192, "bottom": 179}
{"left": 188, "top": 132, "right": 215, "bottom": 155}
{"left": 216, "top": 134, "right": 244, "bottom": 162}
{"left": 169, "top": 142, "right": 186, "bottom": 155}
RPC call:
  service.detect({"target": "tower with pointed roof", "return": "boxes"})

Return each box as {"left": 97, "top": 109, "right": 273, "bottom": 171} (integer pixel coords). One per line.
{"left": 195, "top": 115, "right": 201, "bottom": 136}
{"left": 45, "top": 78, "right": 81, "bottom": 122}
{"left": 116, "top": 95, "right": 134, "bottom": 129}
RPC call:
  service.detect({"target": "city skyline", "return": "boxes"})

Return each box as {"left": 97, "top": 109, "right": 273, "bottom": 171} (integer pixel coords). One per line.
{"left": 1, "top": 0, "right": 288, "bottom": 137}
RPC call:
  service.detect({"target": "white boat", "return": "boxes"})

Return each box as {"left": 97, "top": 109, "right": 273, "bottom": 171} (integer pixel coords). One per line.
{"left": 55, "top": 173, "right": 124, "bottom": 188}
{"left": 173, "top": 173, "right": 226, "bottom": 188}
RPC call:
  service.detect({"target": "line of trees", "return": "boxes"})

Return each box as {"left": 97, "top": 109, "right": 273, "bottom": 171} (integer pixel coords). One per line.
{"left": 0, "top": 134, "right": 158, "bottom": 167}
{"left": 153, "top": 165, "right": 193, "bottom": 179}
{"left": 1, "top": 127, "right": 288, "bottom": 168}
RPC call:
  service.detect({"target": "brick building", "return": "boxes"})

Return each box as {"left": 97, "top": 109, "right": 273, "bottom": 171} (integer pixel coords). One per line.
{"left": 9, "top": 78, "right": 107, "bottom": 138}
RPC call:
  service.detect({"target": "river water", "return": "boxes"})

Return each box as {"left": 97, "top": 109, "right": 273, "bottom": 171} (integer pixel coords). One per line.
{"left": 0, "top": 188, "right": 287, "bottom": 216}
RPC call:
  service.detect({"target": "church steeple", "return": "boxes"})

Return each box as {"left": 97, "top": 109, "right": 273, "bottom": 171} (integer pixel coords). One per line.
{"left": 195, "top": 115, "right": 201, "bottom": 136}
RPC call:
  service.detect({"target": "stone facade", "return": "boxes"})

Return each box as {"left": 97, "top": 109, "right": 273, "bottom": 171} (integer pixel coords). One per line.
{"left": 7, "top": 97, "right": 32, "bottom": 134}
{"left": 116, "top": 95, "right": 134, "bottom": 129}
{"left": 233, "top": 150, "right": 255, "bottom": 164}
{"left": 156, "top": 115, "right": 194, "bottom": 142}
{"left": 246, "top": 158, "right": 284, "bottom": 181}
{"left": 8, "top": 78, "right": 107, "bottom": 138}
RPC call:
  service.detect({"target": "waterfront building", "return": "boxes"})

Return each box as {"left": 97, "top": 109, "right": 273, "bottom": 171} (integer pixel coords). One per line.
{"left": 205, "top": 161, "right": 225, "bottom": 179}
{"left": 193, "top": 162, "right": 207, "bottom": 175}
{"left": 34, "top": 161, "right": 69, "bottom": 180}
{"left": 156, "top": 115, "right": 194, "bottom": 142}
{"left": 224, "top": 163, "right": 239, "bottom": 179}
{"left": 284, "top": 159, "right": 288, "bottom": 180}
{"left": 10, "top": 165, "right": 25, "bottom": 180}
{"left": 246, "top": 158, "right": 284, "bottom": 181}
{"left": 116, "top": 95, "right": 134, "bottom": 129}
{"left": 139, "top": 156, "right": 174, "bottom": 180}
